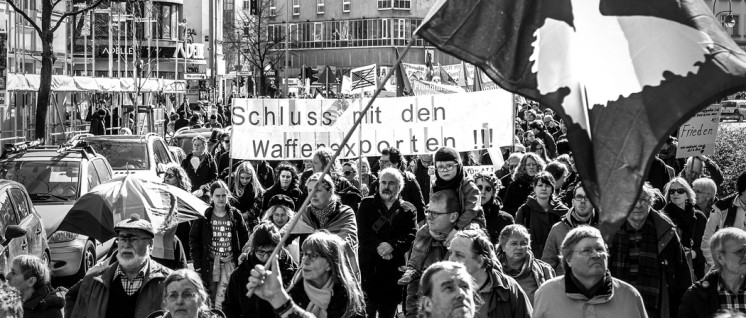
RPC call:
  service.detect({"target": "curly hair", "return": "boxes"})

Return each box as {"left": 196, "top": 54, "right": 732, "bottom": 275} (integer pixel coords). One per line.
{"left": 512, "top": 152, "right": 546, "bottom": 181}
{"left": 164, "top": 164, "right": 192, "bottom": 192}
{"left": 274, "top": 162, "right": 299, "bottom": 187}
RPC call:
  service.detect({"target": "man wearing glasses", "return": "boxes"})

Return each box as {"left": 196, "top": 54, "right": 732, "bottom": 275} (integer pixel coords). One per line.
{"left": 65, "top": 215, "right": 172, "bottom": 318}
{"left": 608, "top": 183, "right": 692, "bottom": 318}
{"left": 404, "top": 189, "right": 459, "bottom": 318}
{"left": 542, "top": 182, "right": 599, "bottom": 275}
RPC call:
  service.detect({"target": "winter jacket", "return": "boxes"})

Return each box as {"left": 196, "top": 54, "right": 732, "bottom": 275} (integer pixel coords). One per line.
{"left": 64, "top": 259, "right": 171, "bottom": 318}
{"left": 541, "top": 208, "right": 599, "bottom": 275}
{"left": 476, "top": 268, "right": 533, "bottom": 318}
{"left": 189, "top": 206, "right": 250, "bottom": 284}
{"left": 89, "top": 113, "right": 106, "bottom": 135}
{"left": 701, "top": 194, "right": 746, "bottom": 268}
{"left": 483, "top": 198, "right": 515, "bottom": 245}
{"left": 371, "top": 171, "right": 426, "bottom": 223}
{"left": 678, "top": 270, "right": 726, "bottom": 318}
{"left": 502, "top": 175, "right": 534, "bottom": 216}
{"left": 222, "top": 251, "right": 297, "bottom": 318}
{"left": 357, "top": 195, "right": 417, "bottom": 297}
{"left": 232, "top": 186, "right": 264, "bottom": 231}
{"left": 515, "top": 196, "right": 569, "bottom": 259}
{"left": 262, "top": 182, "right": 303, "bottom": 211}
{"left": 663, "top": 203, "right": 707, "bottom": 279}
{"left": 23, "top": 284, "right": 65, "bottom": 318}
{"left": 500, "top": 251, "right": 555, "bottom": 304}
{"left": 405, "top": 237, "right": 450, "bottom": 318}
{"left": 255, "top": 161, "right": 275, "bottom": 189}
{"left": 181, "top": 153, "right": 218, "bottom": 191}
{"left": 533, "top": 274, "right": 647, "bottom": 318}
{"left": 412, "top": 159, "right": 433, "bottom": 205}
{"left": 647, "top": 157, "right": 673, "bottom": 192}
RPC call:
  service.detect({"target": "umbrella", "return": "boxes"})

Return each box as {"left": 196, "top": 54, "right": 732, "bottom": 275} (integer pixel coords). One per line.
{"left": 57, "top": 175, "right": 207, "bottom": 242}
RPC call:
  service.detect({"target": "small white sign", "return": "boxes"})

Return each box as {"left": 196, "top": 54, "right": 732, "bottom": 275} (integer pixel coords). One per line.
{"left": 184, "top": 74, "right": 207, "bottom": 80}
{"left": 676, "top": 104, "right": 722, "bottom": 158}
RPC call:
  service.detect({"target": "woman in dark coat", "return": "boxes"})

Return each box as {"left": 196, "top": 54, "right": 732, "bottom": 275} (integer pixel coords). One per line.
{"left": 262, "top": 162, "right": 303, "bottom": 210}
{"left": 189, "top": 181, "right": 249, "bottom": 304}
{"left": 474, "top": 171, "right": 514, "bottom": 245}
{"left": 663, "top": 177, "right": 707, "bottom": 279}
{"left": 502, "top": 152, "right": 547, "bottom": 215}
{"left": 231, "top": 162, "right": 265, "bottom": 231}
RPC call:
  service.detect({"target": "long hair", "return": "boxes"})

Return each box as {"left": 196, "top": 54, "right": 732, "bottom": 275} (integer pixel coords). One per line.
{"left": 162, "top": 269, "right": 211, "bottom": 314}
{"left": 296, "top": 231, "right": 364, "bottom": 318}
{"left": 164, "top": 164, "right": 192, "bottom": 192}
{"left": 275, "top": 162, "right": 299, "bottom": 188}
{"left": 233, "top": 161, "right": 265, "bottom": 198}
{"left": 262, "top": 205, "right": 296, "bottom": 227}
{"left": 663, "top": 177, "right": 697, "bottom": 206}
{"left": 512, "top": 152, "right": 546, "bottom": 181}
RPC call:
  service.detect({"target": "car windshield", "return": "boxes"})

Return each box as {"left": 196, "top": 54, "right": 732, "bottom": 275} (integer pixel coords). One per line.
{"left": 86, "top": 141, "right": 150, "bottom": 170}
{"left": 0, "top": 161, "right": 80, "bottom": 201}
{"left": 723, "top": 101, "right": 736, "bottom": 108}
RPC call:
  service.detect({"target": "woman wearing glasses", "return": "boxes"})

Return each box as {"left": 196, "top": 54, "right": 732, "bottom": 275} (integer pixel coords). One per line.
{"left": 262, "top": 162, "right": 303, "bottom": 211}
{"left": 232, "top": 162, "right": 266, "bottom": 231}
{"left": 147, "top": 269, "right": 225, "bottom": 318}
{"left": 533, "top": 226, "right": 646, "bottom": 317}
{"left": 663, "top": 177, "right": 707, "bottom": 279}
{"left": 474, "top": 171, "right": 514, "bottom": 245}
{"left": 247, "top": 231, "right": 365, "bottom": 318}
{"left": 222, "top": 223, "right": 297, "bottom": 318}
{"left": 497, "top": 224, "right": 555, "bottom": 304}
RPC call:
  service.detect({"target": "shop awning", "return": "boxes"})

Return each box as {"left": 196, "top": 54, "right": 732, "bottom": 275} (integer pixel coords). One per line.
{"left": 6, "top": 74, "right": 186, "bottom": 93}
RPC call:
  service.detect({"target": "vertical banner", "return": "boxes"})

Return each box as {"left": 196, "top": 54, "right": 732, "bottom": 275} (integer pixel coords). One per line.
{"left": 0, "top": 19, "right": 7, "bottom": 107}
{"left": 676, "top": 104, "right": 722, "bottom": 158}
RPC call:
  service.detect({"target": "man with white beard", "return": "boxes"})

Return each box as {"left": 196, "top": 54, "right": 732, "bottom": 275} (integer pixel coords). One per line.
{"left": 65, "top": 215, "right": 172, "bottom": 318}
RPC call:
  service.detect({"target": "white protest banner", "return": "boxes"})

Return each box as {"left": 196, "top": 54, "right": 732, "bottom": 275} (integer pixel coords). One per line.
{"left": 676, "top": 104, "right": 722, "bottom": 158}
{"left": 463, "top": 165, "right": 497, "bottom": 177}
{"left": 230, "top": 90, "right": 513, "bottom": 160}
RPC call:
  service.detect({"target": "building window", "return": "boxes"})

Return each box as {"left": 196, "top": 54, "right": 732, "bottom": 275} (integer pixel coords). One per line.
{"left": 313, "top": 22, "right": 323, "bottom": 41}
{"left": 378, "top": 0, "right": 391, "bottom": 10}
{"left": 381, "top": 19, "right": 390, "bottom": 39}
{"left": 243, "top": 0, "right": 249, "bottom": 10}
{"left": 269, "top": 0, "right": 276, "bottom": 16}
{"left": 292, "top": 0, "right": 300, "bottom": 15}
{"left": 317, "top": 0, "right": 324, "bottom": 14}
{"left": 343, "top": 0, "right": 350, "bottom": 13}
{"left": 393, "top": 0, "right": 411, "bottom": 9}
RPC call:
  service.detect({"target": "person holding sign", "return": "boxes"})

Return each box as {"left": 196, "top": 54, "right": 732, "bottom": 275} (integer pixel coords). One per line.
{"left": 398, "top": 147, "right": 484, "bottom": 286}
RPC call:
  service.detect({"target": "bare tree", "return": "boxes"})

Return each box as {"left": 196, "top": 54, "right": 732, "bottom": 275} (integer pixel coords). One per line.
{"left": 7, "top": 0, "right": 106, "bottom": 140}
{"left": 223, "top": 0, "right": 286, "bottom": 96}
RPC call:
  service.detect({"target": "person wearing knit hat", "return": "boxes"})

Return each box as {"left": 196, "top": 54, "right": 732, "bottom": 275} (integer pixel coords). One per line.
{"left": 398, "top": 146, "right": 485, "bottom": 285}
{"left": 263, "top": 195, "right": 297, "bottom": 229}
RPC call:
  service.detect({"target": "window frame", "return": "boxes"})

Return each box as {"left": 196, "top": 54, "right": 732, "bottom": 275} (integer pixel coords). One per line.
{"left": 317, "top": 0, "right": 324, "bottom": 14}
{"left": 313, "top": 22, "right": 323, "bottom": 42}
{"left": 292, "top": 0, "right": 300, "bottom": 16}
{"left": 381, "top": 18, "right": 391, "bottom": 39}
{"left": 342, "top": 0, "right": 350, "bottom": 13}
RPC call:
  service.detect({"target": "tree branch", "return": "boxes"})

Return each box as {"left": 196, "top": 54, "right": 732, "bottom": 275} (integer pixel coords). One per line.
{"left": 52, "top": 0, "right": 107, "bottom": 33}
{"left": 6, "top": 0, "right": 43, "bottom": 37}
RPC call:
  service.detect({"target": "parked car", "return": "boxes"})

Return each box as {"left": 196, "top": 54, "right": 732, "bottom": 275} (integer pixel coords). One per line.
{"left": 170, "top": 127, "right": 223, "bottom": 155}
{"left": 0, "top": 179, "right": 50, "bottom": 280}
{"left": 81, "top": 133, "right": 176, "bottom": 182}
{"left": 0, "top": 141, "right": 114, "bottom": 279}
{"left": 169, "top": 146, "right": 187, "bottom": 164}
{"left": 719, "top": 100, "right": 746, "bottom": 122}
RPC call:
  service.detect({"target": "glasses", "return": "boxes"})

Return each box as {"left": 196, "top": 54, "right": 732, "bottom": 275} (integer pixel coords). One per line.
{"left": 435, "top": 163, "right": 458, "bottom": 172}
{"left": 573, "top": 194, "right": 588, "bottom": 202}
{"left": 668, "top": 188, "right": 687, "bottom": 195}
{"left": 477, "top": 185, "right": 493, "bottom": 192}
{"left": 164, "top": 172, "right": 175, "bottom": 179}
{"left": 166, "top": 291, "right": 197, "bottom": 302}
{"left": 425, "top": 209, "right": 454, "bottom": 219}
{"left": 116, "top": 235, "right": 148, "bottom": 244}
{"left": 301, "top": 252, "right": 321, "bottom": 262}
{"left": 344, "top": 171, "right": 353, "bottom": 176}
{"left": 255, "top": 248, "right": 274, "bottom": 258}
{"left": 723, "top": 249, "right": 746, "bottom": 258}
{"left": 574, "top": 247, "right": 608, "bottom": 257}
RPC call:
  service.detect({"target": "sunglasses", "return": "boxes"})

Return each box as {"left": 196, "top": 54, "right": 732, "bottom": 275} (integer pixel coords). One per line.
{"left": 668, "top": 188, "right": 687, "bottom": 195}
{"left": 164, "top": 173, "right": 175, "bottom": 178}
{"left": 477, "top": 185, "right": 493, "bottom": 192}
{"left": 222, "top": 140, "right": 230, "bottom": 143}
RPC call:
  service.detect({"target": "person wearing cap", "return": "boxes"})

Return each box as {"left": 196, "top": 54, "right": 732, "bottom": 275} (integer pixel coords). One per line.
{"left": 65, "top": 215, "right": 172, "bottom": 318}
{"left": 357, "top": 168, "right": 417, "bottom": 318}
{"left": 398, "top": 146, "right": 484, "bottom": 286}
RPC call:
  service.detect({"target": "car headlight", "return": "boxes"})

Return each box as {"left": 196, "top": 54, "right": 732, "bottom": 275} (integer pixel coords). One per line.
{"left": 49, "top": 231, "right": 79, "bottom": 243}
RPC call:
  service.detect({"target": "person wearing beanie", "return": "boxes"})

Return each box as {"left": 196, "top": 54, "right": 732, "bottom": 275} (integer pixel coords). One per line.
{"left": 397, "top": 146, "right": 484, "bottom": 286}
{"left": 701, "top": 171, "right": 746, "bottom": 269}
{"left": 65, "top": 214, "right": 172, "bottom": 318}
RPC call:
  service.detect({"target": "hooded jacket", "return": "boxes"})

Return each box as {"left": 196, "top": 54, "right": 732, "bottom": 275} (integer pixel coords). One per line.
{"left": 515, "top": 196, "right": 569, "bottom": 259}
{"left": 678, "top": 270, "right": 726, "bottom": 318}
{"left": 23, "top": 284, "right": 65, "bottom": 318}
{"left": 541, "top": 208, "right": 598, "bottom": 275}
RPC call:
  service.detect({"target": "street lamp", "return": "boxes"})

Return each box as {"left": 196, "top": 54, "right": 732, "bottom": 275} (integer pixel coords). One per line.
{"left": 713, "top": 0, "right": 736, "bottom": 28}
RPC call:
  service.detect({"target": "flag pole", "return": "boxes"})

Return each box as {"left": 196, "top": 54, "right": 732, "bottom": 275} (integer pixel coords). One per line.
{"left": 246, "top": 35, "right": 419, "bottom": 298}
{"left": 512, "top": 93, "right": 516, "bottom": 152}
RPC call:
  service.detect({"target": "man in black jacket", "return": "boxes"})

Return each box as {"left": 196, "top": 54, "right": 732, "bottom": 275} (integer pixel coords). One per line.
{"left": 181, "top": 135, "right": 218, "bottom": 191}
{"left": 358, "top": 168, "right": 417, "bottom": 318}
{"left": 372, "top": 147, "right": 426, "bottom": 224}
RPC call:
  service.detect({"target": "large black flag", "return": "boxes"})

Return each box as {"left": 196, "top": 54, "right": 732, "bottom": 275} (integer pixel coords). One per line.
{"left": 417, "top": 0, "right": 746, "bottom": 237}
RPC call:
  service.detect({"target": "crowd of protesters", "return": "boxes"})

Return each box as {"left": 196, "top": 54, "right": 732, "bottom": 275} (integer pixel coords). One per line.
{"left": 3, "top": 101, "right": 746, "bottom": 318}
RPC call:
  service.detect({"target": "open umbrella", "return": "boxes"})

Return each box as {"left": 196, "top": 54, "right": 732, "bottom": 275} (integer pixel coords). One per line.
{"left": 57, "top": 175, "right": 207, "bottom": 242}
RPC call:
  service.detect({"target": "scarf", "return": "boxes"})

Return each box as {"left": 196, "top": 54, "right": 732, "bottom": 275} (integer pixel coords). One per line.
{"left": 499, "top": 250, "right": 533, "bottom": 279}
{"left": 610, "top": 217, "right": 661, "bottom": 314}
{"left": 309, "top": 199, "right": 337, "bottom": 229}
{"left": 664, "top": 203, "right": 695, "bottom": 248}
{"left": 303, "top": 278, "right": 334, "bottom": 318}
{"left": 565, "top": 268, "right": 613, "bottom": 300}
{"left": 190, "top": 153, "right": 205, "bottom": 171}
{"left": 432, "top": 164, "right": 464, "bottom": 193}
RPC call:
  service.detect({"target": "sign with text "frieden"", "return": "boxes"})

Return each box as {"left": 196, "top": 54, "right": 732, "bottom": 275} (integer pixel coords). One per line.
{"left": 676, "top": 104, "right": 722, "bottom": 158}
{"left": 230, "top": 90, "right": 514, "bottom": 160}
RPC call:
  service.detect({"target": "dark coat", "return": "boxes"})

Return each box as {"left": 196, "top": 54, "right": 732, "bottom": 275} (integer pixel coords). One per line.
{"left": 663, "top": 202, "right": 707, "bottom": 279}
{"left": 89, "top": 113, "right": 106, "bottom": 135}
{"left": 478, "top": 268, "right": 533, "bottom": 318}
{"left": 483, "top": 198, "right": 515, "bottom": 245}
{"left": 357, "top": 195, "right": 417, "bottom": 298}
{"left": 181, "top": 153, "right": 218, "bottom": 191}
{"left": 412, "top": 159, "right": 432, "bottom": 205}
{"left": 370, "top": 171, "right": 426, "bottom": 223}
{"left": 502, "top": 175, "right": 533, "bottom": 216}
{"left": 678, "top": 271, "right": 722, "bottom": 318}
{"left": 23, "top": 284, "right": 65, "bottom": 318}
{"left": 262, "top": 182, "right": 303, "bottom": 211}
{"left": 535, "top": 130, "right": 557, "bottom": 159}
{"left": 255, "top": 161, "right": 275, "bottom": 189}
{"left": 222, "top": 251, "right": 297, "bottom": 318}
{"left": 189, "top": 206, "right": 249, "bottom": 283}
{"left": 515, "top": 196, "right": 569, "bottom": 259}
